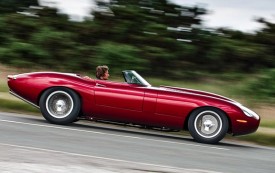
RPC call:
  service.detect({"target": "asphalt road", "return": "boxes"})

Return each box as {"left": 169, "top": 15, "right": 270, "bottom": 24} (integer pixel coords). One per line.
{"left": 0, "top": 112, "right": 275, "bottom": 173}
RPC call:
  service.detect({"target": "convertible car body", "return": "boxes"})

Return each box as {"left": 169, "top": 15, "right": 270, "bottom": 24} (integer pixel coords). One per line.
{"left": 7, "top": 70, "right": 260, "bottom": 144}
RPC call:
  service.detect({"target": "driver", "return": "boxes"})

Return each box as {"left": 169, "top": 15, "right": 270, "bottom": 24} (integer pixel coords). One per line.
{"left": 96, "top": 65, "right": 109, "bottom": 80}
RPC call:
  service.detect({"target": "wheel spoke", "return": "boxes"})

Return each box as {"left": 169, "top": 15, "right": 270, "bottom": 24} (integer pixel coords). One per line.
{"left": 204, "top": 126, "right": 210, "bottom": 132}
{"left": 194, "top": 110, "right": 222, "bottom": 138}
{"left": 46, "top": 91, "right": 74, "bottom": 119}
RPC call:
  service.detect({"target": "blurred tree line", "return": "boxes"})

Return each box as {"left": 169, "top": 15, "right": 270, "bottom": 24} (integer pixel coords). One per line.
{"left": 0, "top": 0, "right": 274, "bottom": 83}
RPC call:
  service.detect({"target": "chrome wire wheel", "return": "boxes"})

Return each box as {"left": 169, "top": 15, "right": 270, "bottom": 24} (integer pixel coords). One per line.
{"left": 45, "top": 91, "right": 74, "bottom": 119}
{"left": 188, "top": 108, "right": 228, "bottom": 144}
{"left": 194, "top": 111, "right": 222, "bottom": 138}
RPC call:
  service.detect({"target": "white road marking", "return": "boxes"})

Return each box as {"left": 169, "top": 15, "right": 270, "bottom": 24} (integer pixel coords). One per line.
{"left": 0, "top": 119, "right": 229, "bottom": 150}
{"left": 0, "top": 142, "right": 222, "bottom": 173}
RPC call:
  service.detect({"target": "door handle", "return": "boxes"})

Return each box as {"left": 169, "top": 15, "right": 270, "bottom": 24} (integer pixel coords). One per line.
{"left": 96, "top": 83, "right": 106, "bottom": 87}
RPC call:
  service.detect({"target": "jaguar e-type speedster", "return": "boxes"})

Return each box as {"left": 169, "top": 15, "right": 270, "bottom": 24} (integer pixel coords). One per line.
{"left": 7, "top": 70, "right": 260, "bottom": 144}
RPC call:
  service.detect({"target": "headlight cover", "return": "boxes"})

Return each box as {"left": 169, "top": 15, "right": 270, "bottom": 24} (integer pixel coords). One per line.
{"left": 239, "top": 105, "right": 260, "bottom": 120}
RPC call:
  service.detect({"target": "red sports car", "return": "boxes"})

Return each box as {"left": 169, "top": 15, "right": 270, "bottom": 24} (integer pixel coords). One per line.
{"left": 7, "top": 70, "right": 260, "bottom": 144}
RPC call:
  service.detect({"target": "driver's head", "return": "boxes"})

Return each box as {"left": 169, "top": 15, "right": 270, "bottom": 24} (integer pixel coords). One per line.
{"left": 96, "top": 65, "right": 109, "bottom": 80}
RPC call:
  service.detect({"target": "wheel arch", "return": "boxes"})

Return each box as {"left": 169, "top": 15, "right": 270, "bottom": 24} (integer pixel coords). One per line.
{"left": 183, "top": 106, "right": 232, "bottom": 133}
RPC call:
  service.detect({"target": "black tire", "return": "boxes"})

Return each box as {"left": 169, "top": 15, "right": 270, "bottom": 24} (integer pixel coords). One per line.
{"left": 188, "top": 107, "right": 229, "bottom": 144}
{"left": 39, "top": 87, "right": 81, "bottom": 125}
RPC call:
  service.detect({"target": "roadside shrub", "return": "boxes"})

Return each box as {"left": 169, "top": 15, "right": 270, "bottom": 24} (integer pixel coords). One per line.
{"left": 95, "top": 42, "right": 149, "bottom": 75}
{"left": 246, "top": 69, "right": 275, "bottom": 101}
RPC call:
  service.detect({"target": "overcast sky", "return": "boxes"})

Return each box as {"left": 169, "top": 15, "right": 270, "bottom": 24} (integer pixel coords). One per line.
{"left": 38, "top": 0, "right": 275, "bottom": 32}
{"left": 172, "top": 0, "right": 275, "bottom": 32}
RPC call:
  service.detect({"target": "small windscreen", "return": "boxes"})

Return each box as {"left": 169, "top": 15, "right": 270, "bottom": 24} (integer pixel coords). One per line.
{"left": 122, "top": 70, "right": 151, "bottom": 86}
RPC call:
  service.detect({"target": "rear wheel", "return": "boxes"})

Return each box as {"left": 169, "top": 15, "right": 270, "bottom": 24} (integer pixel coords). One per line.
{"left": 188, "top": 107, "right": 228, "bottom": 144}
{"left": 39, "top": 87, "right": 80, "bottom": 125}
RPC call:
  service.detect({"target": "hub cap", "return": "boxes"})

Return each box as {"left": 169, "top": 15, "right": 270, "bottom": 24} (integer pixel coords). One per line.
{"left": 194, "top": 111, "right": 222, "bottom": 138}
{"left": 46, "top": 91, "right": 74, "bottom": 119}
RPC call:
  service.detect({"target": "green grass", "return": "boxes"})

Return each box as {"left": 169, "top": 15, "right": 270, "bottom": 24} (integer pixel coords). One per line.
{"left": 260, "top": 120, "right": 275, "bottom": 128}
{"left": 235, "top": 133, "right": 275, "bottom": 147}
{"left": 0, "top": 78, "right": 9, "bottom": 92}
{"left": 0, "top": 98, "right": 40, "bottom": 114}
{"left": 0, "top": 85, "right": 8, "bottom": 92}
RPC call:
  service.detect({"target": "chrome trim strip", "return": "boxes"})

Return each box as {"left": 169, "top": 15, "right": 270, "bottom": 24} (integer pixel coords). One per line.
{"left": 9, "top": 90, "right": 40, "bottom": 109}
{"left": 7, "top": 75, "right": 17, "bottom": 80}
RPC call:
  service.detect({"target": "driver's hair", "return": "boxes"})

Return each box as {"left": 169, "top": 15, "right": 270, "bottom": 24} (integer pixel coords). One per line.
{"left": 96, "top": 65, "right": 109, "bottom": 79}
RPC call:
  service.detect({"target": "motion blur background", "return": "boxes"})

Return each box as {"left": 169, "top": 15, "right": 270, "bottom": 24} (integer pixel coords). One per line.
{"left": 0, "top": 0, "right": 275, "bottom": 145}
{"left": 1, "top": 0, "right": 275, "bottom": 100}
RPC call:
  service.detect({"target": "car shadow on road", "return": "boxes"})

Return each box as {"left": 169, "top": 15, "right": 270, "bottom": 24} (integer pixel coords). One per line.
{"left": 72, "top": 120, "right": 196, "bottom": 142}
{"left": 72, "top": 120, "right": 268, "bottom": 149}
{"left": 27, "top": 117, "right": 264, "bottom": 149}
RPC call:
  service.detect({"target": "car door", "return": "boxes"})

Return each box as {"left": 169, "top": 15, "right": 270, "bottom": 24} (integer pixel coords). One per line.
{"left": 93, "top": 80, "right": 145, "bottom": 122}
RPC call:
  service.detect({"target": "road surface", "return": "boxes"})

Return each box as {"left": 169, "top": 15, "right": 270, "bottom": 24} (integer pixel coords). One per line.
{"left": 0, "top": 112, "right": 274, "bottom": 173}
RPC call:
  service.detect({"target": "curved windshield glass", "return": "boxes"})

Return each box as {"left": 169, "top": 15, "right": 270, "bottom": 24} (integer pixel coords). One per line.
{"left": 122, "top": 70, "right": 151, "bottom": 86}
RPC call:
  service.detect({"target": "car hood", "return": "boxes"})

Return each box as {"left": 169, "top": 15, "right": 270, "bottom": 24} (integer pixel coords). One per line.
{"left": 160, "top": 85, "right": 239, "bottom": 104}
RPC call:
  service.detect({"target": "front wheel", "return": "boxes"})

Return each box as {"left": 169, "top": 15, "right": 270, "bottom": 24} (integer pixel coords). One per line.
{"left": 39, "top": 87, "right": 81, "bottom": 125}
{"left": 188, "top": 107, "right": 229, "bottom": 144}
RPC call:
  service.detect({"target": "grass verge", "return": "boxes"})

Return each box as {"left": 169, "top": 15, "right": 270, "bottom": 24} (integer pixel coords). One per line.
{"left": 260, "top": 120, "right": 275, "bottom": 128}
{"left": 0, "top": 98, "right": 40, "bottom": 114}
{"left": 235, "top": 133, "right": 275, "bottom": 147}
